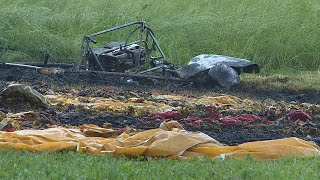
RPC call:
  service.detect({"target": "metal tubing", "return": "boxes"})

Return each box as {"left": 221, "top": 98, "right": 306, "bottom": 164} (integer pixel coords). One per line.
{"left": 147, "top": 30, "right": 166, "bottom": 60}
{"left": 17, "top": 62, "right": 78, "bottom": 68}
{"left": 68, "top": 70, "right": 186, "bottom": 82}
{"left": 90, "top": 21, "right": 142, "bottom": 37}
{"left": 138, "top": 66, "right": 163, "bottom": 74}
{"left": 1, "top": 62, "right": 42, "bottom": 69}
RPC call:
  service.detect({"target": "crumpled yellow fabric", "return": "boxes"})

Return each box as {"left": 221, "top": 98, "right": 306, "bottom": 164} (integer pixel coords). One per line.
{"left": 79, "top": 124, "right": 122, "bottom": 138}
{"left": 46, "top": 93, "right": 318, "bottom": 117}
{"left": 45, "top": 94, "right": 247, "bottom": 116}
{"left": 0, "top": 121, "right": 319, "bottom": 159}
{"left": 46, "top": 95, "right": 176, "bottom": 115}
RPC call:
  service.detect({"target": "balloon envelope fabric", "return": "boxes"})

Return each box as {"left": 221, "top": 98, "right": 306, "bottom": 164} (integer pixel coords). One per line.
{"left": 0, "top": 121, "right": 319, "bottom": 160}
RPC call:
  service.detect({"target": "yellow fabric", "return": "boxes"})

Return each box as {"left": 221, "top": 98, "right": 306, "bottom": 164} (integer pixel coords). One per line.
{"left": 46, "top": 95, "right": 176, "bottom": 115}
{"left": 45, "top": 93, "right": 317, "bottom": 117}
{"left": 0, "top": 121, "right": 319, "bottom": 159}
{"left": 79, "top": 124, "right": 122, "bottom": 138}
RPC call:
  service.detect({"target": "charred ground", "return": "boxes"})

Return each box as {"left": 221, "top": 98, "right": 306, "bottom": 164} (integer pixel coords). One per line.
{"left": 0, "top": 67, "right": 319, "bottom": 146}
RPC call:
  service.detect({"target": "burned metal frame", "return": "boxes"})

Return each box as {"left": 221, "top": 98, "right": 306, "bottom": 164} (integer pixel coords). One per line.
{"left": 0, "top": 21, "right": 183, "bottom": 84}
{"left": 77, "top": 20, "right": 167, "bottom": 75}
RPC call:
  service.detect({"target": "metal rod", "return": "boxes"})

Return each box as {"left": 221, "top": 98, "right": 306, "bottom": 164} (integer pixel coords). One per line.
{"left": 67, "top": 70, "right": 186, "bottom": 82}
{"left": 0, "top": 62, "right": 186, "bottom": 82}
{"left": 147, "top": 28, "right": 166, "bottom": 60}
{"left": 90, "top": 21, "right": 142, "bottom": 37}
{"left": 17, "top": 62, "right": 78, "bottom": 68}
{"left": 0, "top": 62, "right": 42, "bottom": 69}
{"left": 87, "top": 41, "right": 105, "bottom": 71}
{"left": 138, "top": 66, "right": 163, "bottom": 74}
{"left": 136, "top": 21, "right": 144, "bottom": 68}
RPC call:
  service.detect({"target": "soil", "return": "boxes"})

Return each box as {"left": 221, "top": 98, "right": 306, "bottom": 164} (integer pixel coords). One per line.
{"left": 0, "top": 67, "right": 319, "bottom": 146}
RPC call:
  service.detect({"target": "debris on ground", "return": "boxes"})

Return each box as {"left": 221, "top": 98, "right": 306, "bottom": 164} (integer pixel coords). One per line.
{"left": 285, "top": 110, "right": 312, "bottom": 122}
{"left": 175, "top": 54, "right": 259, "bottom": 88}
{"left": 0, "top": 82, "right": 319, "bottom": 147}
{"left": 1, "top": 84, "right": 49, "bottom": 109}
{"left": 1, "top": 21, "right": 261, "bottom": 89}
{"left": 0, "top": 21, "right": 319, "bottom": 160}
{"left": 220, "top": 114, "right": 272, "bottom": 126}
{"left": 0, "top": 121, "right": 319, "bottom": 160}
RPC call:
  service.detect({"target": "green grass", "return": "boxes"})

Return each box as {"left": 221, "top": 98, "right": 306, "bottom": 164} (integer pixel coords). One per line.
{"left": 1, "top": 2, "right": 319, "bottom": 178}
{"left": 0, "top": 150, "right": 319, "bottom": 179}
{"left": 240, "top": 70, "right": 320, "bottom": 93}
{"left": 0, "top": 0, "right": 319, "bottom": 71}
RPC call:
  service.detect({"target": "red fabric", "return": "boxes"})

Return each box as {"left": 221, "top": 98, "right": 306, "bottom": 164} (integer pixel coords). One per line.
{"left": 6, "top": 128, "right": 15, "bottom": 132}
{"left": 120, "top": 128, "right": 127, "bottom": 133}
{"left": 153, "top": 111, "right": 180, "bottom": 119}
{"left": 184, "top": 116, "right": 202, "bottom": 127}
{"left": 183, "top": 106, "right": 272, "bottom": 127}
{"left": 237, "top": 114, "right": 263, "bottom": 123}
{"left": 286, "top": 110, "right": 311, "bottom": 122}
{"left": 220, "top": 114, "right": 272, "bottom": 126}
{"left": 185, "top": 116, "right": 198, "bottom": 123}
{"left": 192, "top": 120, "right": 201, "bottom": 127}
{"left": 206, "top": 106, "right": 221, "bottom": 119}
{"left": 220, "top": 116, "right": 242, "bottom": 126}
{"left": 209, "top": 112, "right": 221, "bottom": 119}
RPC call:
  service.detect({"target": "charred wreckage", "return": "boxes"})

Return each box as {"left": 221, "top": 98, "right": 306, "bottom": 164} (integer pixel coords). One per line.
{"left": 0, "top": 21, "right": 259, "bottom": 88}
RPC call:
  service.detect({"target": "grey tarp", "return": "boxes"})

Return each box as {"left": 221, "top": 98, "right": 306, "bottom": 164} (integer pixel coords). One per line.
{"left": 175, "top": 54, "right": 259, "bottom": 88}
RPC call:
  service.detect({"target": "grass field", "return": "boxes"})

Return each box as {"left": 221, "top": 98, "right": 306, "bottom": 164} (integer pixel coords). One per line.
{"left": 0, "top": 0, "right": 319, "bottom": 71}
{"left": 0, "top": 1, "right": 319, "bottom": 178}
{"left": 241, "top": 70, "right": 320, "bottom": 93}
{"left": 0, "top": 150, "right": 319, "bottom": 179}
